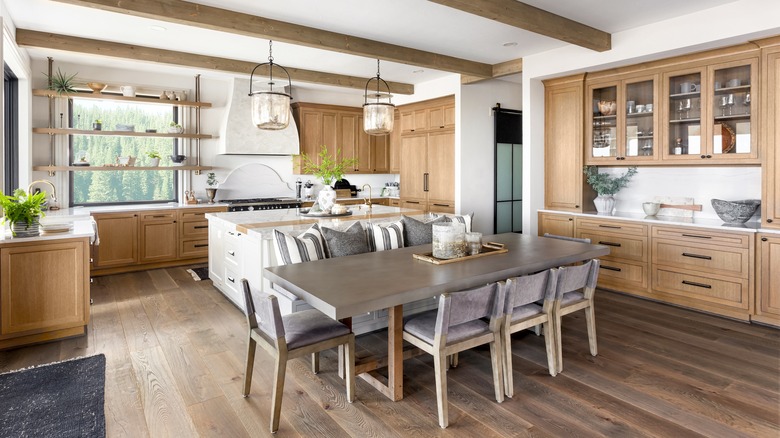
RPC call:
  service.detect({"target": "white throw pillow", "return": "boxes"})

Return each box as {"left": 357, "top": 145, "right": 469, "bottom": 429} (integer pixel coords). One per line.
{"left": 431, "top": 212, "right": 474, "bottom": 233}
{"left": 273, "top": 224, "right": 328, "bottom": 265}
{"left": 366, "top": 220, "right": 405, "bottom": 251}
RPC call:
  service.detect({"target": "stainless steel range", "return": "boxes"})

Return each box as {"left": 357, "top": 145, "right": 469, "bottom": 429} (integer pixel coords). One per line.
{"left": 223, "top": 197, "right": 302, "bottom": 212}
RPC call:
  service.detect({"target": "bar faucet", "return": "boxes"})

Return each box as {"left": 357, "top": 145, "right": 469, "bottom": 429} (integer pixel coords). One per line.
{"left": 28, "top": 180, "right": 59, "bottom": 210}
{"left": 361, "top": 184, "right": 372, "bottom": 209}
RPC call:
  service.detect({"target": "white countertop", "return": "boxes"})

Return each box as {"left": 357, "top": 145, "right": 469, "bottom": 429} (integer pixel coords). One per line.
{"left": 539, "top": 209, "right": 764, "bottom": 233}
{"left": 40, "top": 202, "right": 227, "bottom": 220}
{"left": 0, "top": 218, "right": 95, "bottom": 243}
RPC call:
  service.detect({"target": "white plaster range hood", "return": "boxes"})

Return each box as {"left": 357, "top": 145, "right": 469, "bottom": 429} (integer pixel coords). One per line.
{"left": 218, "top": 78, "right": 300, "bottom": 155}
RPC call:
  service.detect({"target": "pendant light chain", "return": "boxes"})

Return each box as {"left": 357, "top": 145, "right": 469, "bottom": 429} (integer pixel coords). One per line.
{"left": 268, "top": 40, "right": 275, "bottom": 90}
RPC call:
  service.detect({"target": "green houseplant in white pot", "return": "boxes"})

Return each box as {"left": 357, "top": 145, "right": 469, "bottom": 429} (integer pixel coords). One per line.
{"left": 583, "top": 166, "right": 638, "bottom": 214}
{"left": 301, "top": 145, "right": 357, "bottom": 213}
{"left": 146, "top": 150, "right": 161, "bottom": 167}
{"left": 0, "top": 189, "right": 47, "bottom": 237}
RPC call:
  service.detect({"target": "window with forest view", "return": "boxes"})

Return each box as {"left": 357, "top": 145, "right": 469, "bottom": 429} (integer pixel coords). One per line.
{"left": 69, "top": 98, "right": 178, "bottom": 206}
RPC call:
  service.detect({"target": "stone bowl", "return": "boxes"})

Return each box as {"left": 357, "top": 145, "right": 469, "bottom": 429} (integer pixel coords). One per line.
{"left": 711, "top": 199, "right": 761, "bottom": 223}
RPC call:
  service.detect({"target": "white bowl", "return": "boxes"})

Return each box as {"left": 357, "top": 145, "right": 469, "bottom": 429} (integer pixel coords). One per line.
{"left": 642, "top": 202, "right": 660, "bottom": 216}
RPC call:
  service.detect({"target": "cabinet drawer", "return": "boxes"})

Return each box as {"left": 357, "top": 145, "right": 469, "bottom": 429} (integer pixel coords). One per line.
{"left": 576, "top": 218, "right": 648, "bottom": 236}
{"left": 653, "top": 240, "right": 749, "bottom": 279}
{"left": 180, "top": 239, "right": 209, "bottom": 258}
{"left": 222, "top": 267, "right": 242, "bottom": 307}
{"left": 180, "top": 208, "right": 225, "bottom": 221}
{"left": 597, "top": 260, "right": 649, "bottom": 293}
{"left": 652, "top": 267, "right": 748, "bottom": 309}
{"left": 140, "top": 211, "right": 176, "bottom": 221}
{"left": 652, "top": 226, "right": 750, "bottom": 248}
{"left": 181, "top": 220, "right": 209, "bottom": 238}
{"left": 428, "top": 200, "right": 455, "bottom": 214}
{"left": 578, "top": 231, "right": 648, "bottom": 262}
{"left": 224, "top": 239, "right": 240, "bottom": 267}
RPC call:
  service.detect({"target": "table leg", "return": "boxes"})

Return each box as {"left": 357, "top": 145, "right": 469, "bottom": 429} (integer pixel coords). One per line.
{"left": 387, "top": 304, "right": 404, "bottom": 401}
{"left": 338, "top": 317, "right": 352, "bottom": 379}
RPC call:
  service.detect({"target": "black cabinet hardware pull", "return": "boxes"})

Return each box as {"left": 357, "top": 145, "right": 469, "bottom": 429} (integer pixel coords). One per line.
{"left": 598, "top": 241, "right": 622, "bottom": 247}
{"left": 598, "top": 224, "right": 621, "bottom": 229}
{"left": 762, "top": 237, "right": 768, "bottom": 242}
{"left": 682, "top": 252, "right": 712, "bottom": 260}
{"left": 601, "top": 265, "right": 622, "bottom": 272}
{"left": 432, "top": 203, "right": 449, "bottom": 207}
{"left": 151, "top": 215, "right": 167, "bottom": 218}
{"left": 682, "top": 280, "right": 712, "bottom": 289}
{"left": 227, "top": 277, "right": 235, "bottom": 283}
{"left": 568, "top": 218, "right": 573, "bottom": 221}
{"left": 194, "top": 244, "right": 208, "bottom": 248}
{"left": 194, "top": 225, "right": 208, "bottom": 229}
{"left": 227, "top": 250, "right": 235, "bottom": 256}
{"left": 682, "top": 233, "right": 711, "bottom": 239}
{"left": 768, "top": 219, "right": 774, "bottom": 223}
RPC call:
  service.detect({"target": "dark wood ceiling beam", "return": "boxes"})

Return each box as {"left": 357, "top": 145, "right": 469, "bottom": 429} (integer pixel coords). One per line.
{"left": 16, "top": 29, "right": 415, "bottom": 94}
{"left": 51, "top": 0, "right": 494, "bottom": 78}
{"left": 429, "top": 0, "right": 611, "bottom": 52}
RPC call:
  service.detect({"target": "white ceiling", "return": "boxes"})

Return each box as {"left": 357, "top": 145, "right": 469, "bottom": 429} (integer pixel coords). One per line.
{"left": 5, "top": 0, "right": 738, "bottom": 93}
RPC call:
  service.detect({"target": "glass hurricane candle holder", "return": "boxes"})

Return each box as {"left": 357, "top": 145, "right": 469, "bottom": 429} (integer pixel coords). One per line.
{"left": 432, "top": 223, "right": 466, "bottom": 259}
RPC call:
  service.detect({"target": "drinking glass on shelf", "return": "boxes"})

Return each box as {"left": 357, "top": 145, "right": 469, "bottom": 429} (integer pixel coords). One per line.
{"left": 679, "top": 99, "right": 691, "bottom": 119}
{"left": 743, "top": 92, "right": 751, "bottom": 114}
{"left": 726, "top": 94, "right": 735, "bottom": 116}
{"left": 719, "top": 95, "right": 728, "bottom": 117}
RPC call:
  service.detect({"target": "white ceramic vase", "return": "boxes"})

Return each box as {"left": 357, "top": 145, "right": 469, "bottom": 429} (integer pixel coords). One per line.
{"left": 317, "top": 185, "right": 337, "bottom": 213}
{"left": 593, "top": 194, "right": 616, "bottom": 214}
{"left": 149, "top": 157, "right": 160, "bottom": 167}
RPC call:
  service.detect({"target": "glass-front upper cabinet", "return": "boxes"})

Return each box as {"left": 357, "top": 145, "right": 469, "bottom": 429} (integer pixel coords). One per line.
{"left": 662, "top": 58, "right": 758, "bottom": 163}
{"left": 586, "top": 75, "right": 658, "bottom": 164}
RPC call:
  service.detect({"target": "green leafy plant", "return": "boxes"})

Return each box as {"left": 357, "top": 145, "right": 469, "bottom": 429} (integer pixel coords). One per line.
{"left": 0, "top": 189, "right": 47, "bottom": 234}
{"left": 301, "top": 145, "right": 358, "bottom": 185}
{"left": 146, "top": 150, "right": 161, "bottom": 159}
{"left": 206, "top": 172, "right": 218, "bottom": 187}
{"left": 94, "top": 119, "right": 102, "bottom": 124}
{"left": 45, "top": 68, "right": 78, "bottom": 95}
{"left": 583, "top": 166, "right": 638, "bottom": 195}
{"left": 169, "top": 121, "right": 182, "bottom": 128}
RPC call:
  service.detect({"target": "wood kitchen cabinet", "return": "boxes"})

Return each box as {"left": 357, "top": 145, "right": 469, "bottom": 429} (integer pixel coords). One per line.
{"left": 754, "top": 233, "right": 780, "bottom": 327}
{"left": 544, "top": 74, "right": 595, "bottom": 212}
{"left": 759, "top": 37, "right": 780, "bottom": 229}
{"left": 179, "top": 207, "right": 223, "bottom": 259}
{"left": 140, "top": 211, "right": 178, "bottom": 263}
{"left": 400, "top": 96, "right": 455, "bottom": 134}
{"left": 577, "top": 218, "right": 650, "bottom": 294}
{"left": 538, "top": 211, "right": 576, "bottom": 237}
{"left": 93, "top": 211, "right": 138, "bottom": 268}
{"left": 399, "top": 130, "right": 455, "bottom": 213}
{"left": 389, "top": 111, "right": 401, "bottom": 173}
{"left": 0, "top": 237, "right": 90, "bottom": 350}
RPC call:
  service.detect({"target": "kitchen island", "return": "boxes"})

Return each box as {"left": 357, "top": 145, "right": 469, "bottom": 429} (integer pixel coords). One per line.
{"left": 206, "top": 205, "right": 435, "bottom": 334}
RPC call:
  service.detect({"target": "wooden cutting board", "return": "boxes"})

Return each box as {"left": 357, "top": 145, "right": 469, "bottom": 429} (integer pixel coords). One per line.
{"left": 653, "top": 196, "right": 699, "bottom": 218}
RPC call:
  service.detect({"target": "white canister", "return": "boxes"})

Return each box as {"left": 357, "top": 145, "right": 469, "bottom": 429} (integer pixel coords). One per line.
{"left": 120, "top": 85, "right": 136, "bottom": 97}
{"left": 432, "top": 223, "right": 466, "bottom": 259}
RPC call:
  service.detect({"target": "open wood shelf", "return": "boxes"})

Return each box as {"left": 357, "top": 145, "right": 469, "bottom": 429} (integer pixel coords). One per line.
{"left": 32, "top": 127, "right": 213, "bottom": 139}
{"left": 32, "top": 89, "right": 212, "bottom": 108}
{"left": 33, "top": 165, "right": 212, "bottom": 172}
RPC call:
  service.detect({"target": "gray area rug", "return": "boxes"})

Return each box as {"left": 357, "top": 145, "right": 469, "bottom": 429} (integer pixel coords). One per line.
{"left": 187, "top": 266, "right": 210, "bottom": 281}
{"left": 0, "top": 354, "right": 106, "bottom": 438}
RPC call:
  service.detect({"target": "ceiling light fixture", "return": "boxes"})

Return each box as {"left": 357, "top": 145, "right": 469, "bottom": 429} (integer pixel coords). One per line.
{"left": 248, "top": 40, "right": 293, "bottom": 130}
{"left": 363, "top": 59, "right": 395, "bottom": 136}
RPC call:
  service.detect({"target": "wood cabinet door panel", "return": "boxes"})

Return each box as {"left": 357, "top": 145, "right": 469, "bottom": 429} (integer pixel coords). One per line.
{"left": 597, "top": 259, "right": 649, "bottom": 293}
{"left": 538, "top": 213, "right": 575, "bottom": 237}
{"left": 180, "top": 239, "right": 209, "bottom": 259}
{"left": 181, "top": 220, "right": 209, "bottom": 238}
{"left": 576, "top": 218, "right": 648, "bottom": 236}
{"left": 653, "top": 240, "right": 749, "bottom": 279}
{"left": 762, "top": 50, "right": 780, "bottom": 228}
{"left": 140, "top": 221, "right": 177, "bottom": 263}
{"left": 400, "top": 134, "right": 427, "bottom": 199}
{"left": 578, "top": 231, "right": 648, "bottom": 263}
{"left": 427, "top": 130, "right": 455, "bottom": 202}
{"left": 756, "top": 234, "right": 780, "bottom": 321}
{"left": 93, "top": 213, "right": 138, "bottom": 267}
{"left": 653, "top": 267, "right": 748, "bottom": 309}
{"left": 372, "top": 134, "right": 390, "bottom": 172}
{"left": 651, "top": 226, "right": 750, "bottom": 248}
{"left": 1, "top": 241, "right": 87, "bottom": 335}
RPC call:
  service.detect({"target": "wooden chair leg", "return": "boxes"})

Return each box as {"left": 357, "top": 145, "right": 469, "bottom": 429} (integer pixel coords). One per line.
{"left": 345, "top": 337, "right": 356, "bottom": 403}
{"left": 312, "top": 352, "right": 320, "bottom": 374}
{"left": 503, "top": 327, "right": 514, "bottom": 398}
{"left": 489, "top": 338, "right": 504, "bottom": 404}
{"left": 449, "top": 352, "right": 459, "bottom": 368}
{"left": 542, "top": 321, "right": 557, "bottom": 377}
{"left": 555, "top": 314, "right": 564, "bottom": 374}
{"left": 270, "top": 352, "right": 287, "bottom": 433}
{"left": 242, "top": 335, "right": 257, "bottom": 397}
{"left": 338, "top": 345, "right": 345, "bottom": 379}
{"left": 433, "top": 352, "right": 449, "bottom": 428}
{"left": 533, "top": 324, "right": 541, "bottom": 336}
{"left": 585, "top": 304, "right": 598, "bottom": 356}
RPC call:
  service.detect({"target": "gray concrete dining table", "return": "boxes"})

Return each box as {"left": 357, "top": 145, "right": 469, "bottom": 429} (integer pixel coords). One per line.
{"left": 264, "top": 232, "right": 610, "bottom": 401}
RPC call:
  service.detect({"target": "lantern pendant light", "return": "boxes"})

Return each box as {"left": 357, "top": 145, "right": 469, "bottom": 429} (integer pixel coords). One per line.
{"left": 248, "top": 40, "right": 293, "bottom": 130}
{"left": 363, "top": 59, "right": 395, "bottom": 135}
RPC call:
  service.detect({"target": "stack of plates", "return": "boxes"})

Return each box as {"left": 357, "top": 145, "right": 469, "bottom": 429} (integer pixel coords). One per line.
{"left": 40, "top": 223, "right": 74, "bottom": 234}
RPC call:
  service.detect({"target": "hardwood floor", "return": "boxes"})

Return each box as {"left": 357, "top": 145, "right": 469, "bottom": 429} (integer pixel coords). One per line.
{"left": 1, "top": 266, "right": 778, "bottom": 437}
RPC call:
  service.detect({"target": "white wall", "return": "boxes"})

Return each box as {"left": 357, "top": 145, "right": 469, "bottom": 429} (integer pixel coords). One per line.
{"left": 523, "top": 0, "right": 780, "bottom": 234}
{"left": 459, "top": 79, "right": 522, "bottom": 234}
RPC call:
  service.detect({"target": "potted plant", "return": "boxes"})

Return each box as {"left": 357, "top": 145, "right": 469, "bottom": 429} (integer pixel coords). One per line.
{"left": 301, "top": 145, "right": 357, "bottom": 212}
{"left": 45, "top": 68, "right": 78, "bottom": 95}
{"left": 146, "top": 150, "right": 161, "bottom": 167}
{"left": 168, "top": 121, "right": 184, "bottom": 134}
{"left": 583, "top": 166, "right": 638, "bottom": 214}
{"left": 93, "top": 119, "right": 102, "bottom": 131}
{"left": 206, "top": 172, "right": 219, "bottom": 204}
{"left": 0, "top": 189, "right": 47, "bottom": 237}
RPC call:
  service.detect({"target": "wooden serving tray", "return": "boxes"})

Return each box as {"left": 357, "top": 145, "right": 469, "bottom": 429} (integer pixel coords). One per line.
{"left": 413, "top": 242, "right": 507, "bottom": 265}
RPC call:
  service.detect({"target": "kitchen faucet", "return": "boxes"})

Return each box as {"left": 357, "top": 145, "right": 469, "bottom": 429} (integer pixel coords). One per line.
{"left": 361, "top": 184, "right": 372, "bottom": 209}
{"left": 28, "top": 180, "right": 59, "bottom": 210}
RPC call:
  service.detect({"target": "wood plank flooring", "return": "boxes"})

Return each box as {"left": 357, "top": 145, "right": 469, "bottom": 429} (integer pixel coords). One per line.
{"left": 0, "top": 266, "right": 778, "bottom": 437}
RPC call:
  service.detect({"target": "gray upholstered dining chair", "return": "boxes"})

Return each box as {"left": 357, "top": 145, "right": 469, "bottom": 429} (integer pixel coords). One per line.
{"left": 552, "top": 259, "right": 600, "bottom": 373}
{"left": 501, "top": 268, "right": 559, "bottom": 398}
{"left": 402, "top": 282, "right": 505, "bottom": 428}
{"left": 240, "top": 278, "right": 356, "bottom": 433}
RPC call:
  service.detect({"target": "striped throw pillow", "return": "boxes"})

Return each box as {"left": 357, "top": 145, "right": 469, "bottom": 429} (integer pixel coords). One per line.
{"left": 366, "top": 220, "right": 405, "bottom": 251}
{"left": 273, "top": 224, "right": 328, "bottom": 265}
{"left": 432, "top": 212, "right": 474, "bottom": 233}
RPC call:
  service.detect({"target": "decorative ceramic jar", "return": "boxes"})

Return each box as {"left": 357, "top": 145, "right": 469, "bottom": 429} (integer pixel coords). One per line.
{"left": 432, "top": 223, "right": 466, "bottom": 259}
{"left": 593, "top": 194, "right": 616, "bottom": 214}
{"left": 317, "top": 186, "right": 337, "bottom": 213}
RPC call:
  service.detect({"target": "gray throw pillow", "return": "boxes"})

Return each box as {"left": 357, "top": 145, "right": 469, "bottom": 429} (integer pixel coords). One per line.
{"left": 321, "top": 222, "right": 370, "bottom": 258}
{"left": 401, "top": 215, "right": 448, "bottom": 247}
